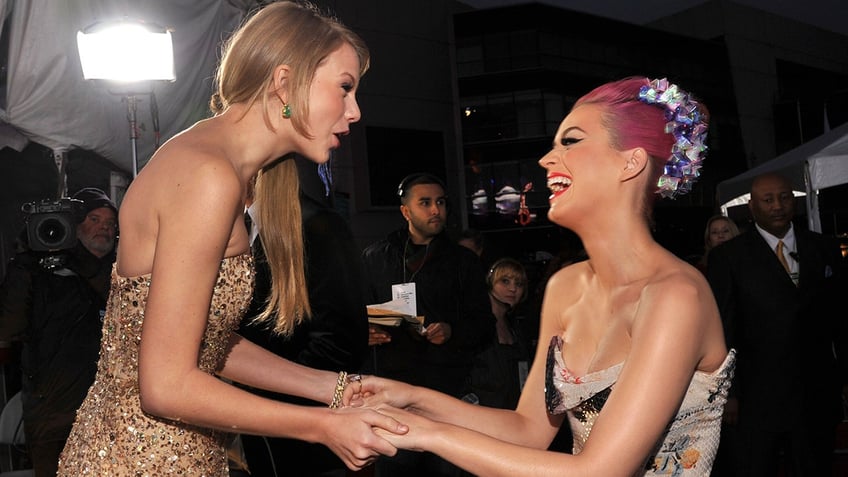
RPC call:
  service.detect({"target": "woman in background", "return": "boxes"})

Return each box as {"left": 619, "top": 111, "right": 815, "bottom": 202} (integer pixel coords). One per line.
{"left": 468, "top": 258, "right": 532, "bottom": 409}
{"left": 695, "top": 214, "right": 740, "bottom": 273}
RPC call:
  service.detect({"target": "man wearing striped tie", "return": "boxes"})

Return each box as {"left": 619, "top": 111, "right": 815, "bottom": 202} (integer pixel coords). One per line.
{"left": 706, "top": 172, "right": 848, "bottom": 477}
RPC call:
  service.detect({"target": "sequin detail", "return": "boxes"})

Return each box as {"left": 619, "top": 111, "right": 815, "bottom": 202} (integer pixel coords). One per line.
{"left": 57, "top": 254, "right": 255, "bottom": 476}
{"left": 544, "top": 335, "right": 736, "bottom": 476}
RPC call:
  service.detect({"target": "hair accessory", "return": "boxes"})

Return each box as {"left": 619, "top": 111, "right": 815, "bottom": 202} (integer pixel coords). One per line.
{"left": 281, "top": 102, "right": 292, "bottom": 119}
{"left": 637, "top": 78, "right": 708, "bottom": 199}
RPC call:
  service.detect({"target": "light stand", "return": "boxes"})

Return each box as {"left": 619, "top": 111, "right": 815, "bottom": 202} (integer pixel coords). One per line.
{"left": 77, "top": 20, "right": 175, "bottom": 177}
{"left": 125, "top": 94, "right": 141, "bottom": 178}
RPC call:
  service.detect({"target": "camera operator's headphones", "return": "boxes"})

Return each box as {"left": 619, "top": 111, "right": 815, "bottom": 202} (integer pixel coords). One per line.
{"left": 397, "top": 172, "right": 448, "bottom": 203}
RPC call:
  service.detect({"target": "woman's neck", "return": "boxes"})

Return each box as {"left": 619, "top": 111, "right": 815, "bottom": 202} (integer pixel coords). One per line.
{"left": 489, "top": 293, "right": 512, "bottom": 317}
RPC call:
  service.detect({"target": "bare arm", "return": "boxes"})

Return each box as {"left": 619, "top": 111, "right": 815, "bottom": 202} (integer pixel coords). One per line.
{"left": 134, "top": 160, "right": 404, "bottom": 470}
{"left": 219, "top": 332, "right": 343, "bottom": 404}
{"left": 364, "top": 268, "right": 719, "bottom": 476}
{"left": 356, "top": 269, "right": 580, "bottom": 449}
{"left": 375, "top": 406, "right": 580, "bottom": 477}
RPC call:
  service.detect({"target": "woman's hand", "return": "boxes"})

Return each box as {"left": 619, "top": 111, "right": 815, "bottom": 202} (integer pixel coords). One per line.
{"left": 323, "top": 406, "right": 408, "bottom": 470}
{"left": 343, "top": 374, "right": 417, "bottom": 409}
{"left": 371, "top": 405, "right": 440, "bottom": 452}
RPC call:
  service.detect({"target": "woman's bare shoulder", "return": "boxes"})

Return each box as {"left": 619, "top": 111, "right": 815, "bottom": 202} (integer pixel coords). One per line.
{"left": 637, "top": 255, "right": 719, "bottom": 337}
{"left": 141, "top": 129, "right": 241, "bottom": 197}
{"left": 642, "top": 259, "right": 704, "bottom": 301}
{"left": 637, "top": 260, "right": 727, "bottom": 370}
{"left": 544, "top": 260, "right": 591, "bottom": 304}
{"left": 548, "top": 259, "right": 590, "bottom": 283}
{"left": 655, "top": 255, "right": 711, "bottom": 292}
{"left": 151, "top": 123, "right": 230, "bottom": 167}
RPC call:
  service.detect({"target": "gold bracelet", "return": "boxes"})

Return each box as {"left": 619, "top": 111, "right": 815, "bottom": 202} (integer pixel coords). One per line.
{"left": 329, "top": 371, "right": 348, "bottom": 409}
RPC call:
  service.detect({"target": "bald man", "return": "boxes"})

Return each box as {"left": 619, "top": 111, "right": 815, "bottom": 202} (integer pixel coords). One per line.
{"left": 707, "top": 173, "right": 848, "bottom": 477}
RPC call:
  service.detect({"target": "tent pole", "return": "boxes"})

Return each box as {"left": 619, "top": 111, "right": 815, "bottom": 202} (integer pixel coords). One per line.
{"left": 803, "top": 161, "right": 821, "bottom": 232}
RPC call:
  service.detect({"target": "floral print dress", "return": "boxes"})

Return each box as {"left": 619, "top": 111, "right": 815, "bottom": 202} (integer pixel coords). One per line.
{"left": 545, "top": 336, "right": 736, "bottom": 477}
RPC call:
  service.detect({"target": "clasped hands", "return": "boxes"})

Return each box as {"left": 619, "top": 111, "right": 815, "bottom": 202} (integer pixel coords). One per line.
{"left": 338, "top": 375, "right": 438, "bottom": 456}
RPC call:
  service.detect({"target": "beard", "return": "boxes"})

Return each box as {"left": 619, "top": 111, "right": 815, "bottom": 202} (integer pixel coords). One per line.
{"left": 79, "top": 234, "right": 115, "bottom": 257}
{"left": 410, "top": 217, "right": 444, "bottom": 240}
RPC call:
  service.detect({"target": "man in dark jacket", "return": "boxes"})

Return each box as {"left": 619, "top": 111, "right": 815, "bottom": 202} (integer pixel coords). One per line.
{"left": 0, "top": 187, "right": 117, "bottom": 477}
{"left": 707, "top": 173, "right": 848, "bottom": 477}
{"left": 361, "top": 172, "right": 495, "bottom": 477}
{"left": 236, "top": 156, "right": 369, "bottom": 477}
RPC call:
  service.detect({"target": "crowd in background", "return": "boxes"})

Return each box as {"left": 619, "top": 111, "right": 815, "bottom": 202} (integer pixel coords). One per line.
{"left": 1, "top": 167, "right": 846, "bottom": 477}
{"left": 0, "top": 2, "right": 843, "bottom": 472}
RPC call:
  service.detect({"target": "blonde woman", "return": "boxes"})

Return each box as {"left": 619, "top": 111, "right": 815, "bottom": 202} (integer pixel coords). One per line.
{"left": 468, "top": 258, "right": 532, "bottom": 409}
{"left": 57, "top": 3, "right": 405, "bottom": 475}
{"left": 696, "top": 214, "right": 740, "bottom": 273}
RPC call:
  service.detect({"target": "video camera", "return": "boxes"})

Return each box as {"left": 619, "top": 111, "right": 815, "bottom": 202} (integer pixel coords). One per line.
{"left": 22, "top": 198, "right": 84, "bottom": 252}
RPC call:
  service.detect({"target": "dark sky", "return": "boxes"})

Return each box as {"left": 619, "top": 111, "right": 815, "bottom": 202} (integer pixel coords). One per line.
{"left": 462, "top": 0, "right": 848, "bottom": 37}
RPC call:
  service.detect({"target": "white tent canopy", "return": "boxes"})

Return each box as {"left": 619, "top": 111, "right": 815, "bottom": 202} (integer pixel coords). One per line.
{"left": 716, "top": 121, "right": 848, "bottom": 232}
{"left": 0, "top": 0, "right": 255, "bottom": 175}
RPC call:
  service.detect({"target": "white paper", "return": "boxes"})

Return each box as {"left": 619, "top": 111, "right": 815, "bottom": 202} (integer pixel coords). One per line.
{"left": 390, "top": 282, "right": 417, "bottom": 317}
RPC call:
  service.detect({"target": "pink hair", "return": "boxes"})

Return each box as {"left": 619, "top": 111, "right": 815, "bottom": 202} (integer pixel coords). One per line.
{"left": 574, "top": 76, "right": 710, "bottom": 197}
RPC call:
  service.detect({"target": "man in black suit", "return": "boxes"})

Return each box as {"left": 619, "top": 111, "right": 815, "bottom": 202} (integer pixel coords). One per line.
{"left": 707, "top": 172, "right": 848, "bottom": 477}
{"left": 236, "top": 156, "right": 369, "bottom": 477}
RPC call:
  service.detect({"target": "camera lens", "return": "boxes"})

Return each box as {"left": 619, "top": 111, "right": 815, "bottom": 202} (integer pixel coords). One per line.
{"left": 36, "top": 217, "right": 69, "bottom": 247}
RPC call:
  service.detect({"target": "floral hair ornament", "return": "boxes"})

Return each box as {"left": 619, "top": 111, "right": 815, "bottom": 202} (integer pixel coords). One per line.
{"left": 638, "top": 78, "right": 708, "bottom": 199}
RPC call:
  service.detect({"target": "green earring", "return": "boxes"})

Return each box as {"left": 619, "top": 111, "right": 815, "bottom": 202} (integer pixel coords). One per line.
{"left": 281, "top": 102, "right": 292, "bottom": 119}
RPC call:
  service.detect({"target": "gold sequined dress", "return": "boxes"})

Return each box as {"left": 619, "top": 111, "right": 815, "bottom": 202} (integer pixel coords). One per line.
{"left": 545, "top": 336, "right": 736, "bottom": 476}
{"left": 57, "top": 254, "right": 254, "bottom": 476}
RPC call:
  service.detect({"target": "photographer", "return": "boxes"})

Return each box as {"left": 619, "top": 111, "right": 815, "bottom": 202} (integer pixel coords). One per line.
{"left": 0, "top": 187, "right": 117, "bottom": 477}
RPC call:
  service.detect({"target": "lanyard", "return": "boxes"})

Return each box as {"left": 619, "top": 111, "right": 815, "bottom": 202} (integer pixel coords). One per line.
{"left": 403, "top": 238, "right": 430, "bottom": 282}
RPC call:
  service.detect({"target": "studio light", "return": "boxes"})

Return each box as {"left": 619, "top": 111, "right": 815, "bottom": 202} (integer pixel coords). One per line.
{"left": 77, "top": 20, "right": 175, "bottom": 177}
{"left": 77, "top": 21, "right": 175, "bottom": 83}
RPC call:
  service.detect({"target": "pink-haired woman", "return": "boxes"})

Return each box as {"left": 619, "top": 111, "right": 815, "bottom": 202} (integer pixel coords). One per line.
{"left": 354, "top": 77, "right": 735, "bottom": 477}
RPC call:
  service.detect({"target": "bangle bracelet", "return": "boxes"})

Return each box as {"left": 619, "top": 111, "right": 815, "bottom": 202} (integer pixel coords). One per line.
{"left": 329, "top": 371, "right": 348, "bottom": 409}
